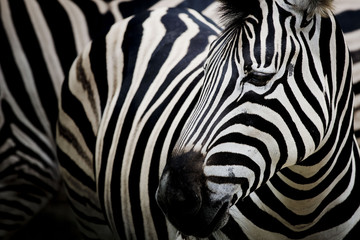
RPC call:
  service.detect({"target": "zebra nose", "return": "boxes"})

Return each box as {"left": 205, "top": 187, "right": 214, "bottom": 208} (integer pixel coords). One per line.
{"left": 156, "top": 151, "right": 205, "bottom": 229}
{"left": 156, "top": 170, "right": 202, "bottom": 217}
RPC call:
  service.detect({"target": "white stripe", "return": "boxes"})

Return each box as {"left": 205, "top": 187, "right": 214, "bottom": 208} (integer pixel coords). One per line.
{"left": 260, "top": 1, "right": 269, "bottom": 68}
{"left": 24, "top": 0, "right": 63, "bottom": 97}
{"left": 202, "top": 2, "right": 222, "bottom": 27}
{"left": 334, "top": 0, "right": 360, "bottom": 14}
{"left": 108, "top": 0, "right": 127, "bottom": 21}
{"left": 90, "top": 0, "right": 109, "bottom": 14}
{"left": 149, "top": 0, "right": 183, "bottom": 10}
{"left": 58, "top": 0, "right": 91, "bottom": 54}
{"left": 343, "top": 29, "right": 360, "bottom": 53}
{"left": 188, "top": 8, "right": 222, "bottom": 35}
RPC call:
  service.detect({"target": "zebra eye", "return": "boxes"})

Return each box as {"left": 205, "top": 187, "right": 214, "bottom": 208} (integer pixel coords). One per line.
{"left": 244, "top": 71, "right": 275, "bottom": 87}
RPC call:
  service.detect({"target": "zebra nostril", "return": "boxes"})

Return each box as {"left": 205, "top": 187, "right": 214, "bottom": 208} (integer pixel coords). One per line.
{"left": 169, "top": 188, "right": 202, "bottom": 216}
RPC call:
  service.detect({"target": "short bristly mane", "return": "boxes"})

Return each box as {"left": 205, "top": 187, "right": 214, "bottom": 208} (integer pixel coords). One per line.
{"left": 217, "top": 0, "right": 334, "bottom": 29}
{"left": 292, "top": 0, "right": 334, "bottom": 17}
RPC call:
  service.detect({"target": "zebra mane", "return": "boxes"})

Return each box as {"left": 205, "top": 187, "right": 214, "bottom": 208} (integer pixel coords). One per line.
{"left": 292, "top": 0, "right": 334, "bottom": 17}
{"left": 217, "top": 0, "right": 334, "bottom": 28}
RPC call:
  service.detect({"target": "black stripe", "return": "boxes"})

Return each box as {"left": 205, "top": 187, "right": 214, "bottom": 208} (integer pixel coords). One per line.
{"left": 0, "top": 7, "right": 45, "bottom": 134}
{"left": 336, "top": 10, "right": 360, "bottom": 33}
{"left": 89, "top": 33, "right": 109, "bottom": 113}
{"left": 119, "top": 0, "right": 159, "bottom": 18}
{"left": 37, "top": 0, "right": 78, "bottom": 74}
{"left": 72, "top": 0, "right": 114, "bottom": 40}
{"left": 9, "top": 0, "right": 58, "bottom": 134}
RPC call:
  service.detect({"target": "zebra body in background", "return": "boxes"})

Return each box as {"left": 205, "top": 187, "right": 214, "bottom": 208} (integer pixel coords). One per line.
{"left": 0, "top": 0, "right": 218, "bottom": 238}
{"left": 335, "top": 1, "right": 360, "bottom": 143}
{"left": 0, "top": 0, "right": 117, "bottom": 238}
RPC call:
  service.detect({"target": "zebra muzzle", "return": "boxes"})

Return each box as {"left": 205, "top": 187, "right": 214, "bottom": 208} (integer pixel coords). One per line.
{"left": 156, "top": 151, "right": 231, "bottom": 237}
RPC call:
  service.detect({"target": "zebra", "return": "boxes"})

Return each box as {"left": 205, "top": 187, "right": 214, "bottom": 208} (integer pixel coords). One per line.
{"left": 57, "top": 0, "right": 360, "bottom": 240}
{"left": 156, "top": 0, "right": 360, "bottom": 239}
{"left": 0, "top": 0, "right": 219, "bottom": 238}
{"left": 2, "top": 0, "right": 359, "bottom": 239}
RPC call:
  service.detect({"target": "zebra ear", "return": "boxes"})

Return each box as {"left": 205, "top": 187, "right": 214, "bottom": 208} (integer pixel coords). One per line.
{"left": 292, "top": 0, "right": 334, "bottom": 17}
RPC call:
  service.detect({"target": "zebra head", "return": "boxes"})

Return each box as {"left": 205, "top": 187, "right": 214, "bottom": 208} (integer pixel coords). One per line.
{"left": 157, "top": 0, "right": 349, "bottom": 237}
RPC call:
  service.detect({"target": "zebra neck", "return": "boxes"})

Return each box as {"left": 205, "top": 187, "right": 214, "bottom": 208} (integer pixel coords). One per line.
{"left": 253, "top": 133, "right": 360, "bottom": 232}
{"left": 284, "top": 129, "right": 356, "bottom": 183}
{"left": 231, "top": 135, "right": 360, "bottom": 239}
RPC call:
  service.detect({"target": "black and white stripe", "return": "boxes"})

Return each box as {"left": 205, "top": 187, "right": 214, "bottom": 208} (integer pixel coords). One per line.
{"left": 57, "top": 6, "right": 220, "bottom": 240}
{"left": 334, "top": 1, "right": 360, "bottom": 144}
{"left": 0, "top": 0, "right": 216, "bottom": 238}
{"left": 2, "top": 0, "right": 360, "bottom": 239}
{"left": 0, "top": 0, "right": 120, "bottom": 237}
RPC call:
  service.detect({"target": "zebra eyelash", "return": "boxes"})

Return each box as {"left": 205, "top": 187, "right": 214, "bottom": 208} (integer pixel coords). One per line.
{"left": 243, "top": 71, "right": 276, "bottom": 87}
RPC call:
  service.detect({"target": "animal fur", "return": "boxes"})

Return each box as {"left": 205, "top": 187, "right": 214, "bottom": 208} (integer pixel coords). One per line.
{"left": 217, "top": 0, "right": 334, "bottom": 28}
{"left": 292, "top": 0, "right": 334, "bottom": 17}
